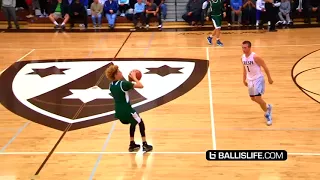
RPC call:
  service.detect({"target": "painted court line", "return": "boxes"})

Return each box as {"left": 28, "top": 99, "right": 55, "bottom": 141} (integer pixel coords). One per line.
{"left": 206, "top": 47, "right": 217, "bottom": 150}
{"left": 116, "top": 127, "right": 320, "bottom": 131}
{"left": 0, "top": 122, "right": 30, "bottom": 152}
{"left": 0, "top": 127, "right": 22, "bottom": 131}
{"left": 89, "top": 121, "right": 117, "bottom": 180}
{"left": 0, "top": 49, "right": 35, "bottom": 74}
{"left": 144, "top": 32, "right": 155, "bottom": 56}
{"left": 1, "top": 43, "right": 320, "bottom": 51}
{"left": 1, "top": 151, "right": 320, "bottom": 156}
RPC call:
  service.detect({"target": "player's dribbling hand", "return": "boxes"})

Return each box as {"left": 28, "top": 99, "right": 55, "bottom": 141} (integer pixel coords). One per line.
{"left": 206, "top": 16, "right": 209, "bottom": 21}
{"left": 268, "top": 78, "right": 273, "bottom": 84}
{"left": 223, "top": 12, "right": 226, "bottom": 18}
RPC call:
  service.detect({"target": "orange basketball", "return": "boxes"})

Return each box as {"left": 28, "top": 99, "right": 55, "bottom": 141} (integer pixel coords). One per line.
{"left": 128, "top": 69, "right": 142, "bottom": 81}
{"left": 135, "top": 70, "right": 142, "bottom": 80}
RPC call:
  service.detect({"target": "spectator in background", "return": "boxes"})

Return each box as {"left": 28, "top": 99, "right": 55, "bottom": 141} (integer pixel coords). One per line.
{"left": 294, "top": 0, "right": 309, "bottom": 23}
{"left": 230, "top": 0, "right": 242, "bottom": 25}
{"left": 91, "top": 0, "right": 103, "bottom": 27}
{"left": 224, "top": 0, "right": 232, "bottom": 26}
{"left": 256, "top": 0, "right": 265, "bottom": 26}
{"left": 201, "top": 0, "right": 209, "bottom": 26}
{"left": 309, "top": 0, "right": 320, "bottom": 23}
{"left": 242, "top": 0, "right": 256, "bottom": 26}
{"left": 48, "top": 0, "right": 70, "bottom": 29}
{"left": 39, "top": 0, "right": 48, "bottom": 17}
{"left": 118, "top": 0, "right": 129, "bottom": 16}
{"left": 159, "top": 0, "right": 167, "bottom": 20}
{"left": 66, "top": 0, "right": 74, "bottom": 6}
{"left": 278, "top": 0, "right": 291, "bottom": 25}
{"left": 2, "top": 0, "right": 20, "bottom": 29}
{"left": 133, "top": 0, "right": 145, "bottom": 28}
{"left": 80, "top": 0, "right": 88, "bottom": 8}
{"left": 261, "top": 0, "right": 277, "bottom": 31}
{"left": 69, "top": 0, "right": 88, "bottom": 29}
{"left": 129, "top": 0, "right": 136, "bottom": 9}
{"left": 145, "top": 0, "right": 162, "bottom": 28}
{"left": 182, "top": 0, "right": 202, "bottom": 26}
{"left": 104, "top": 0, "right": 118, "bottom": 29}
{"left": 26, "top": 0, "right": 34, "bottom": 18}
{"left": 153, "top": 0, "right": 165, "bottom": 21}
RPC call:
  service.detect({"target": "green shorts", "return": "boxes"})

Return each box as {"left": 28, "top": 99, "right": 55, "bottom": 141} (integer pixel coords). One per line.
{"left": 211, "top": 15, "right": 222, "bottom": 29}
{"left": 115, "top": 108, "right": 142, "bottom": 126}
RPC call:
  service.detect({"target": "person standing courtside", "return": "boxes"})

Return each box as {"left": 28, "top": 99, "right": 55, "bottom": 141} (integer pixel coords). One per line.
{"left": 1, "top": 0, "right": 20, "bottom": 29}
{"left": 259, "top": 0, "right": 277, "bottom": 31}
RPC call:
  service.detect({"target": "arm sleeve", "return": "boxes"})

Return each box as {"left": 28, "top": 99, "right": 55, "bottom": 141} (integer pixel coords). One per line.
{"left": 121, "top": 81, "right": 134, "bottom": 91}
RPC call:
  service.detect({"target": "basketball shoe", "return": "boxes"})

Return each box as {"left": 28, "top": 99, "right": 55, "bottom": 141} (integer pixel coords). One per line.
{"left": 265, "top": 104, "right": 272, "bottom": 126}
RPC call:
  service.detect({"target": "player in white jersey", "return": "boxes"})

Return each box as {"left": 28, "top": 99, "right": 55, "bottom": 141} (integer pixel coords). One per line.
{"left": 241, "top": 41, "right": 273, "bottom": 125}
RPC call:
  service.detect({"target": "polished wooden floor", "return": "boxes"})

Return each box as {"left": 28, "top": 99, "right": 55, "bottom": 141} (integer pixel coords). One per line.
{"left": 0, "top": 28, "right": 320, "bottom": 180}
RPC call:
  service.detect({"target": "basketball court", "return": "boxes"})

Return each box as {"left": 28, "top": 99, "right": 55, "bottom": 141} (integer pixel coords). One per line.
{"left": 0, "top": 28, "right": 320, "bottom": 180}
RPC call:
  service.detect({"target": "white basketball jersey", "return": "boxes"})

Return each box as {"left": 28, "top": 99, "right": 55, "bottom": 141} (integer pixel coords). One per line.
{"left": 242, "top": 52, "right": 263, "bottom": 81}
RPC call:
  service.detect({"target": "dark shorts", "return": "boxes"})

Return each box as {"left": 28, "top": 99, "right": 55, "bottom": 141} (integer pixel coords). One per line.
{"left": 211, "top": 15, "right": 222, "bottom": 29}
{"left": 116, "top": 109, "right": 142, "bottom": 125}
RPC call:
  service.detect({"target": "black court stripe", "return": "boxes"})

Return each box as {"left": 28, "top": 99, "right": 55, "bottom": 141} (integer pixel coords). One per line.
{"left": 34, "top": 123, "right": 72, "bottom": 176}
{"left": 293, "top": 66, "right": 320, "bottom": 97}
{"left": 113, "top": 32, "right": 132, "bottom": 60}
{"left": 33, "top": 104, "right": 85, "bottom": 176}
{"left": 291, "top": 48, "right": 320, "bottom": 104}
{"left": 96, "top": 32, "right": 132, "bottom": 86}
{"left": 32, "top": 32, "right": 132, "bottom": 178}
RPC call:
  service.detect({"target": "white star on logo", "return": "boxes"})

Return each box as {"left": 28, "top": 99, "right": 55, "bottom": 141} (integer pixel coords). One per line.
{"left": 63, "top": 86, "right": 113, "bottom": 103}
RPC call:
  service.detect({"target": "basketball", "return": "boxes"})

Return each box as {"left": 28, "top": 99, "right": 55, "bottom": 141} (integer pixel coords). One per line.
{"left": 128, "top": 69, "right": 142, "bottom": 81}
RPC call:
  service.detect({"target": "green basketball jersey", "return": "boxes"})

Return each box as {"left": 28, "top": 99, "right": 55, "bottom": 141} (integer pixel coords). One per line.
{"left": 207, "top": 0, "right": 225, "bottom": 17}
{"left": 109, "top": 80, "right": 134, "bottom": 114}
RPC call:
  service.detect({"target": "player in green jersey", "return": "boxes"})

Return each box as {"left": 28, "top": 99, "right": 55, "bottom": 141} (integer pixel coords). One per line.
{"left": 205, "top": 0, "right": 226, "bottom": 46}
{"left": 106, "top": 65, "right": 153, "bottom": 152}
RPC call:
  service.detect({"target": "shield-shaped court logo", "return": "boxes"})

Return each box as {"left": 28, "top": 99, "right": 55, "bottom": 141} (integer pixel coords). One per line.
{"left": 0, "top": 58, "right": 208, "bottom": 131}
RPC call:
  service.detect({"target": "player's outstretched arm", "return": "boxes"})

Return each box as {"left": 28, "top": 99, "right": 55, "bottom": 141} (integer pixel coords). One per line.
{"left": 254, "top": 55, "right": 274, "bottom": 84}
{"left": 129, "top": 71, "right": 144, "bottom": 89}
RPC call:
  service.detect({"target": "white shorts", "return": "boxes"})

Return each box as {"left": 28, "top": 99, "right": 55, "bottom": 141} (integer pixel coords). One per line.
{"left": 248, "top": 76, "right": 265, "bottom": 97}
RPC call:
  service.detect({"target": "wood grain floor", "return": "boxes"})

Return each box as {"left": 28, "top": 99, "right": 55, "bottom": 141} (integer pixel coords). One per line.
{"left": 0, "top": 28, "right": 320, "bottom": 180}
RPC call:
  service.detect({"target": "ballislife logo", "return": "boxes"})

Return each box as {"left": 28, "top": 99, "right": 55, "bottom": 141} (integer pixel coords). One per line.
{"left": 206, "top": 150, "right": 288, "bottom": 161}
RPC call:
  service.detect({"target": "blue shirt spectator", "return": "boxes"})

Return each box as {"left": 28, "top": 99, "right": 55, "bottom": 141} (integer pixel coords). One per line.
{"left": 103, "top": 0, "right": 118, "bottom": 14}
{"left": 231, "top": 0, "right": 242, "bottom": 10}
{"left": 80, "top": 0, "right": 88, "bottom": 7}
{"left": 134, "top": 2, "right": 145, "bottom": 13}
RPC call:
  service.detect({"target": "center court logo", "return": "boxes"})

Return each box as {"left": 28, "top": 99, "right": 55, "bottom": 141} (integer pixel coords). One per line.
{"left": 0, "top": 58, "right": 208, "bottom": 131}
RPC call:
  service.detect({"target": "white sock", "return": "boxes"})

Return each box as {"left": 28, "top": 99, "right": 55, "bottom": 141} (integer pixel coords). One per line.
{"left": 54, "top": 21, "right": 58, "bottom": 25}
{"left": 209, "top": 34, "right": 213, "bottom": 38}
{"left": 61, "top": 22, "right": 65, "bottom": 26}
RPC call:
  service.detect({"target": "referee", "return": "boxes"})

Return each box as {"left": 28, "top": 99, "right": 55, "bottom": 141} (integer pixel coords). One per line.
{"left": 260, "top": 0, "right": 278, "bottom": 32}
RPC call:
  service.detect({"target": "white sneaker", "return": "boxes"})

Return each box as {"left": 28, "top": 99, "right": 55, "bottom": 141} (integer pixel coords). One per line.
{"left": 145, "top": 24, "right": 149, "bottom": 29}
{"left": 158, "top": 24, "right": 162, "bottom": 28}
{"left": 26, "top": 14, "right": 34, "bottom": 18}
{"left": 120, "top": 13, "right": 125, "bottom": 17}
{"left": 265, "top": 104, "right": 273, "bottom": 126}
